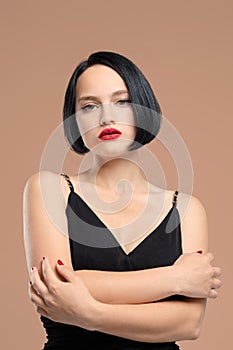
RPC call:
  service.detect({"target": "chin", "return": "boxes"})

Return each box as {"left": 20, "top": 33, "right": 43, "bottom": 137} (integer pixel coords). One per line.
{"left": 91, "top": 139, "right": 133, "bottom": 158}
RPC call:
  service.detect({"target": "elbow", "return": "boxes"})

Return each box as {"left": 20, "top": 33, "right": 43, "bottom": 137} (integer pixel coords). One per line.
{"left": 184, "top": 309, "right": 204, "bottom": 341}
{"left": 181, "top": 320, "right": 201, "bottom": 341}
{"left": 182, "top": 299, "right": 206, "bottom": 341}
{"left": 187, "top": 325, "right": 201, "bottom": 341}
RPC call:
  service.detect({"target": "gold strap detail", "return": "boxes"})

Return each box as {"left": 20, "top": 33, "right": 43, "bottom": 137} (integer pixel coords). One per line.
{"left": 172, "top": 190, "right": 179, "bottom": 205}
{"left": 60, "top": 173, "right": 74, "bottom": 192}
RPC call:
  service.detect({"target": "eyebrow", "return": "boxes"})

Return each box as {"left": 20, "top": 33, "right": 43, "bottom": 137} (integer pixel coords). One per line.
{"left": 77, "top": 90, "right": 129, "bottom": 103}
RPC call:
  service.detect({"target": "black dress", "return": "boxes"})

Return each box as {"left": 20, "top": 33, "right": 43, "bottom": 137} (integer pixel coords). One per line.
{"left": 40, "top": 173, "right": 183, "bottom": 350}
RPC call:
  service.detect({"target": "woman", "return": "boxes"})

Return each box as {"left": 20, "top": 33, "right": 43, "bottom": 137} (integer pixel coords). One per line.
{"left": 23, "top": 51, "right": 222, "bottom": 349}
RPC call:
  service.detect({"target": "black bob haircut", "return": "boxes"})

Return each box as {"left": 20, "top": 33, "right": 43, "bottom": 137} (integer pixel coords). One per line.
{"left": 63, "top": 51, "right": 162, "bottom": 154}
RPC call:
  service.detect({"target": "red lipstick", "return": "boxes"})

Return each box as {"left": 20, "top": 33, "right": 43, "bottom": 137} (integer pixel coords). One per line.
{"left": 98, "top": 128, "right": 122, "bottom": 140}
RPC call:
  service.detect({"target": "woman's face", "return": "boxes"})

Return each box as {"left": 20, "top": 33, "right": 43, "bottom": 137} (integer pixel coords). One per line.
{"left": 75, "top": 64, "right": 136, "bottom": 157}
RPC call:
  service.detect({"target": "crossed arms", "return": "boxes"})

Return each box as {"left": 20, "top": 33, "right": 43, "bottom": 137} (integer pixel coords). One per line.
{"left": 23, "top": 172, "right": 221, "bottom": 342}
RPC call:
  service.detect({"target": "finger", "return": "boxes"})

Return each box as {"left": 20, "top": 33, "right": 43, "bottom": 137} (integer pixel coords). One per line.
{"left": 36, "top": 306, "right": 50, "bottom": 318}
{"left": 29, "top": 284, "right": 46, "bottom": 309}
{"left": 30, "top": 266, "right": 48, "bottom": 296}
{"left": 206, "top": 252, "right": 214, "bottom": 262}
{"left": 41, "top": 256, "right": 60, "bottom": 291}
{"left": 212, "top": 278, "right": 222, "bottom": 290}
{"left": 209, "top": 289, "right": 218, "bottom": 299}
{"left": 29, "top": 281, "right": 40, "bottom": 296}
{"left": 56, "top": 259, "right": 74, "bottom": 283}
{"left": 213, "top": 267, "right": 221, "bottom": 277}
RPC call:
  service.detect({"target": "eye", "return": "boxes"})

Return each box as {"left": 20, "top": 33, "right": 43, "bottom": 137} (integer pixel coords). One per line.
{"left": 81, "top": 104, "right": 98, "bottom": 112}
{"left": 116, "top": 99, "right": 131, "bottom": 106}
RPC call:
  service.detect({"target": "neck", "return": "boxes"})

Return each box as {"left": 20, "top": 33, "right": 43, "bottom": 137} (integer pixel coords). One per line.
{"left": 84, "top": 150, "right": 148, "bottom": 194}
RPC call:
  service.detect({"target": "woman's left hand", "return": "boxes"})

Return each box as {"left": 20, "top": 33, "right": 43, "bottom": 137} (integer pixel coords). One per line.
{"left": 29, "top": 257, "right": 98, "bottom": 330}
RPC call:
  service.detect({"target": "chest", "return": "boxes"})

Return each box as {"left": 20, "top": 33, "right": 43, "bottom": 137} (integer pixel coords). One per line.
{"left": 71, "top": 191, "right": 175, "bottom": 254}
{"left": 66, "top": 191, "right": 182, "bottom": 263}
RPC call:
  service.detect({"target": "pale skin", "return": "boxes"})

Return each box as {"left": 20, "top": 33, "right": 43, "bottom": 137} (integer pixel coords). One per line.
{"left": 23, "top": 65, "right": 222, "bottom": 343}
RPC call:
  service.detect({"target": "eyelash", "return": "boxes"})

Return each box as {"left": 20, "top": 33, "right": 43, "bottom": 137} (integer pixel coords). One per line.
{"left": 117, "top": 99, "right": 131, "bottom": 105}
{"left": 81, "top": 99, "right": 131, "bottom": 111}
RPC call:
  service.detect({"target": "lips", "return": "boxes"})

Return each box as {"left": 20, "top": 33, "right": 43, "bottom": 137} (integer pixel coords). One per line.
{"left": 98, "top": 128, "right": 122, "bottom": 139}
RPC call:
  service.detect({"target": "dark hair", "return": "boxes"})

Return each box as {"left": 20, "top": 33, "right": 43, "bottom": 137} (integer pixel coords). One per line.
{"left": 63, "top": 51, "right": 162, "bottom": 154}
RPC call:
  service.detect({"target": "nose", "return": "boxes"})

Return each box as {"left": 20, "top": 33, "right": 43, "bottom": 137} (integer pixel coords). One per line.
{"left": 99, "top": 104, "right": 116, "bottom": 126}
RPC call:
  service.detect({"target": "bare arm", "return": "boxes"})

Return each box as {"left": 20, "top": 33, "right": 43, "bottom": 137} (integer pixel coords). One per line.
{"left": 76, "top": 266, "right": 180, "bottom": 304}
{"left": 92, "top": 296, "right": 206, "bottom": 342}
{"left": 75, "top": 252, "right": 218, "bottom": 303}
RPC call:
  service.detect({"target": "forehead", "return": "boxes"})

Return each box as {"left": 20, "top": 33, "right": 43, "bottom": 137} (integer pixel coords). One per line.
{"left": 75, "top": 64, "right": 128, "bottom": 97}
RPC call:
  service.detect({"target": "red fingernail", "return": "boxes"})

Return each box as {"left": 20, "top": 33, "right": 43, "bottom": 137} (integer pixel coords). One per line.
{"left": 197, "top": 250, "right": 203, "bottom": 254}
{"left": 31, "top": 267, "right": 34, "bottom": 271}
{"left": 42, "top": 256, "right": 45, "bottom": 260}
{"left": 57, "top": 259, "right": 64, "bottom": 265}
{"left": 29, "top": 281, "right": 32, "bottom": 285}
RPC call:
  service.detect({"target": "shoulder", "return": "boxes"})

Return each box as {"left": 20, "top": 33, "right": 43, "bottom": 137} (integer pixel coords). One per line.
{"left": 23, "top": 171, "right": 69, "bottom": 206}
{"left": 24, "top": 170, "right": 58, "bottom": 189}
{"left": 146, "top": 184, "right": 207, "bottom": 216}
{"left": 24, "top": 170, "right": 73, "bottom": 188}
{"left": 176, "top": 191, "right": 208, "bottom": 223}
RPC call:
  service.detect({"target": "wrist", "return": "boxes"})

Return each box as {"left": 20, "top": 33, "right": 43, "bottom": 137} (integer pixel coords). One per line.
{"left": 164, "top": 265, "right": 181, "bottom": 295}
{"left": 87, "top": 299, "right": 107, "bottom": 331}
{"left": 146, "top": 265, "right": 180, "bottom": 299}
{"left": 91, "top": 301, "right": 117, "bottom": 333}
{"left": 171, "top": 265, "right": 183, "bottom": 295}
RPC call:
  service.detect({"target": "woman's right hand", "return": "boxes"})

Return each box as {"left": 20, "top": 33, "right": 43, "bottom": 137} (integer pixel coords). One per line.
{"left": 29, "top": 257, "right": 99, "bottom": 330}
{"left": 173, "top": 251, "right": 222, "bottom": 299}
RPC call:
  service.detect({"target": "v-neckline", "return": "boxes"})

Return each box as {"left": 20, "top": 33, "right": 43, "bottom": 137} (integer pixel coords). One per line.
{"left": 67, "top": 190, "right": 175, "bottom": 256}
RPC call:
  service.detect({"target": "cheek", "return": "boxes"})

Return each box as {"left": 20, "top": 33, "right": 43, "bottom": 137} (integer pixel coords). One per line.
{"left": 117, "top": 107, "right": 136, "bottom": 126}
{"left": 79, "top": 128, "right": 97, "bottom": 149}
{"left": 126, "top": 125, "right": 137, "bottom": 140}
{"left": 76, "top": 115, "right": 99, "bottom": 139}
{"left": 121, "top": 113, "right": 136, "bottom": 138}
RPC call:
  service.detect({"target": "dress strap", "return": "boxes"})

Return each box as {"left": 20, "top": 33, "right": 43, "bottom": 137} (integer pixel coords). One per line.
{"left": 172, "top": 190, "right": 179, "bottom": 206}
{"left": 60, "top": 173, "right": 74, "bottom": 192}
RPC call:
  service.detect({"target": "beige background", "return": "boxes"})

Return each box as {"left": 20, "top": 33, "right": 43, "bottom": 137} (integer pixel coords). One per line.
{"left": 1, "top": 0, "right": 232, "bottom": 349}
